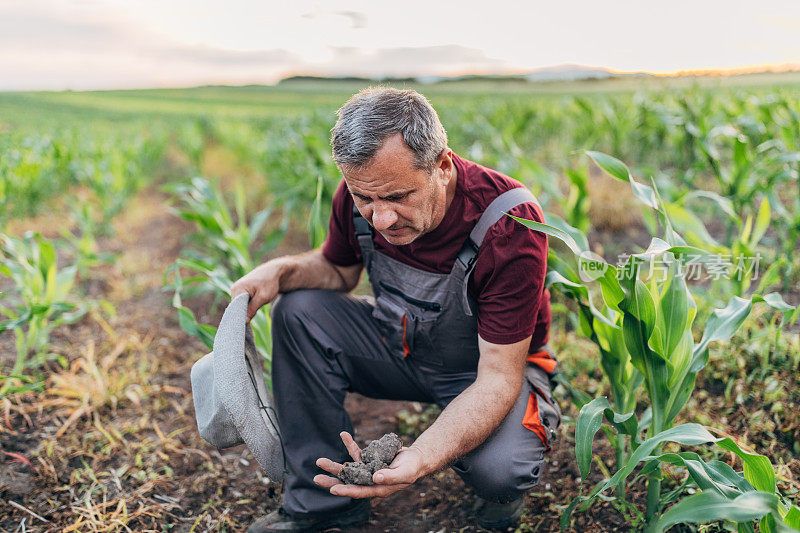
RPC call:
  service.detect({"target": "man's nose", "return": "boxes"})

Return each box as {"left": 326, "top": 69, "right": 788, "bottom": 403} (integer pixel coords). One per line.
{"left": 371, "top": 203, "right": 398, "bottom": 231}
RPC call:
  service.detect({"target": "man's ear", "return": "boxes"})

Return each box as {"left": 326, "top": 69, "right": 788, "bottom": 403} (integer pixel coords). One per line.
{"left": 436, "top": 149, "right": 453, "bottom": 183}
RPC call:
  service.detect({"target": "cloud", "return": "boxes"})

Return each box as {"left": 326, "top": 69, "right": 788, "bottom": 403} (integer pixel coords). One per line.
{"left": 0, "top": 6, "right": 511, "bottom": 91}
{"left": 0, "top": 5, "right": 133, "bottom": 52}
{"left": 335, "top": 10, "right": 367, "bottom": 29}
{"left": 155, "top": 45, "right": 299, "bottom": 68}
{"left": 0, "top": 3, "right": 301, "bottom": 89}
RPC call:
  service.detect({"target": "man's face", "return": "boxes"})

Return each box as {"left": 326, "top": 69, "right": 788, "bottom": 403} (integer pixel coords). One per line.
{"left": 342, "top": 133, "right": 454, "bottom": 246}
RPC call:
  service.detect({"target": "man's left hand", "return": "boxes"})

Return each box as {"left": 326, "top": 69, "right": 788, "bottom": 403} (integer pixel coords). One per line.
{"left": 313, "top": 431, "right": 425, "bottom": 498}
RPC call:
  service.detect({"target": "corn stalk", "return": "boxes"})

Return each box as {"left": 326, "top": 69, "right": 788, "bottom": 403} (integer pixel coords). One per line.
{"left": 512, "top": 152, "right": 799, "bottom": 530}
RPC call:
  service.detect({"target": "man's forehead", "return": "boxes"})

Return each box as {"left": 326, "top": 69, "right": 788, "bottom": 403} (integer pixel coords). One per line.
{"left": 343, "top": 174, "right": 415, "bottom": 196}
{"left": 342, "top": 162, "right": 419, "bottom": 191}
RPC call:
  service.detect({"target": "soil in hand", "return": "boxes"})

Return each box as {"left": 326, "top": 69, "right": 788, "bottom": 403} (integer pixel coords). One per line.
{"left": 338, "top": 433, "right": 403, "bottom": 485}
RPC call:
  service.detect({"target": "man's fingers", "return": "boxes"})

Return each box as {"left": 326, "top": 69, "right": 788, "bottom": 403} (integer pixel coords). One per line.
{"left": 313, "top": 474, "right": 340, "bottom": 489}
{"left": 340, "top": 431, "right": 362, "bottom": 462}
{"left": 372, "top": 466, "right": 412, "bottom": 485}
{"left": 246, "top": 293, "right": 261, "bottom": 321}
{"left": 315, "top": 457, "right": 343, "bottom": 476}
{"left": 312, "top": 474, "right": 404, "bottom": 497}
{"left": 329, "top": 482, "right": 411, "bottom": 499}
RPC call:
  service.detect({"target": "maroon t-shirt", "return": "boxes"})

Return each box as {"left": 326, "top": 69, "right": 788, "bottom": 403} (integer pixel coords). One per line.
{"left": 322, "top": 153, "right": 551, "bottom": 350}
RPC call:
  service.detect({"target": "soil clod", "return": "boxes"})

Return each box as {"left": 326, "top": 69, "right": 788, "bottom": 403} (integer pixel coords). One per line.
{"left": 338, "top": 433, "right": 403, "bottom": 485}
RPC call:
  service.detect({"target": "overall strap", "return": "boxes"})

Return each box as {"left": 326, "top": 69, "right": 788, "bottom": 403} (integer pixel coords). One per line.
{"left": 454, "top": 187, "right": 540, "bottom": 316}
{"left": 352, "top": 204, "right": 375, "bottom": 268}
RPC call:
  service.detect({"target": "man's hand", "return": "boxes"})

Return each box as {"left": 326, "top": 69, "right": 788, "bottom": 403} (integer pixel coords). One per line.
{"left": 313, "top": 432, "right": 424, "bottom": 498}
{"left": 230, "top": 250, "right": 363, "bottom": 322}
{"left": 230, "top": 262, "right": 280, "bottom": 322}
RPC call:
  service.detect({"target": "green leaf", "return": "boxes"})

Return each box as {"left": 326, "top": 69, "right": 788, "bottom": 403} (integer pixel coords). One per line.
{"left": 586, "top": 151, "right": 658, "bottom": 210}
{"left": 693, "top": 296, "right": 753, "bottom": 358}
{"left": 575, "top": 397, "right": 612, "bottom": 480}
{"left": 510, "top": 215, "right": 625, "bottom": 311}
{"left": 666, "top": 296, "right": 753, "bottom": 424}
{"left": 177, "top": 306, "right": 215, "bottom": 349}
{"left": 248, "top": 207, "right": 273, "bottom": 239}
{"left": 590, "top": 423, "right": 718, "bottom": 498}
{"left": 664, "top": 203, "right": 720, "bottom": 248}
{"left": 544, "top": 212, "right": 590, "bottom": 253}
{"left": 618, "top": 258, "right": 668, "bottom": 430}
{"left": 655, "top": 261, "right": 692, "bottom": 360}
{"left": 755, "top": 260, "right": 785, "bottom": 295}
{"left": 785, "top": 506, "right": 800, "bottom": 530}
{"left": 752, "top": 292, "right": 799, "bottom": 329}
{"left": 749, "top": 197, "right": 771, "bottom": 247}
{"left": 510, "top": 215, "right": 586, "bottom": 255}
{"left": 585, "top": 151, "right": 629, "bottom": 182}
{"left": 646, "top": 491, "right": 779, "bottom": 533}
{"left": 550, "top": 372, "right": 592, "bottom": 410}
{"left": 650, "top": 451, "right": 748, "bottom": 498}
{"left": 715, "top": 437, "right": 776, "bottom": 493}
{"left": 574, "top": 396, "right": 638, "bottom": 483}
{"left": 684, "top": 190, "right": 738, "bottom": 220}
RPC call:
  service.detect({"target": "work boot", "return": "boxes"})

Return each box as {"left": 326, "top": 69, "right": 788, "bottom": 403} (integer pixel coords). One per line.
{"left": 246, "top": 500, "right": 370, "bottom": 532}
{"left": 473, "top": 495, "right": 525, "bottom": 530}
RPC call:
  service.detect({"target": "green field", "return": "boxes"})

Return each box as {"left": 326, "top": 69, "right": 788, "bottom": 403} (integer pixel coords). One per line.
{"left": 1, "top": 74, "right": 799, "bottom": 531}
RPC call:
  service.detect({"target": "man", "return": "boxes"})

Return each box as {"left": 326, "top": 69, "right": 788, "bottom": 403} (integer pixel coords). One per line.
{"left": 231, "top": 87, "right": 561, "bottom": 532}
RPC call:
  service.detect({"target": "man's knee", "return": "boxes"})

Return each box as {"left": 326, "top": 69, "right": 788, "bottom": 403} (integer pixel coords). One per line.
{"left": 455, "top": 447, "right": 545, "bottom": 502}
{"left": 270, "top": 289, "right": 326, "bottom": 331}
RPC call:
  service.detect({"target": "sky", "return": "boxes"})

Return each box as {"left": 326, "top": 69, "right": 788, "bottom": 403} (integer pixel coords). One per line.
{"left": 1, "top": 0, "right": 799, "bottom": 90}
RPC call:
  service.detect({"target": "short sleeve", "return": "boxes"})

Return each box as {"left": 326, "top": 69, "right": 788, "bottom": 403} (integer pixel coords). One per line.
{"left": 469, "top": 202, "right": 548, "bottom": 345}
{"left": 322, "top": 179, "right": 361, "bottom": 267}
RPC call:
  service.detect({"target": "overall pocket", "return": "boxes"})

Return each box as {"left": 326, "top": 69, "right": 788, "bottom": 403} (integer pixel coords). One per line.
{"left": 372, "top": 295, "right": 411, "bottom": 358}
{"left": 522, "top": 364, "right": 562, "bottom": 452}
{"left": 374, "top": 281, "right": 444, "bottom": 362}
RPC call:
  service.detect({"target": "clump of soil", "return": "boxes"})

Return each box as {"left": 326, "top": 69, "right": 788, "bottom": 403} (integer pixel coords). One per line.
{"left": 338, "top": 433, "right": 403, "bottom": 485}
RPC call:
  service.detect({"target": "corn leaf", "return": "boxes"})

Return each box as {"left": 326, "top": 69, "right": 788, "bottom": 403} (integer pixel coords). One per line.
{"left": 575, "top": 397, "right": 638, "bottom": 481}
{"left": 715, "top": 437, "right": 776, "bottom": 493}
{"left": 646, "top": 491, "right": 780, "bottom": 533}
{"left": 586, "top": 151, "right": 658, "bottom": 210}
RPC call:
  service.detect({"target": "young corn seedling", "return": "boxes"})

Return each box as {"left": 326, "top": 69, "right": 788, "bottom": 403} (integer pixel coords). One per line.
{"left": 512, "top": 152, "right": 799, "bottom": 531}
{"left": 60, "top": 202, "right": 116, "bottom": 278}
{"left": 165, "top": 177, "right": 284, "bottom": 388}
{"left": 0, "top": 232, "right": 87, "bottom": 395}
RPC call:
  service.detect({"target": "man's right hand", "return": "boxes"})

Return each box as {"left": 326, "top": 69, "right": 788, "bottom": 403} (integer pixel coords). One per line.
{"left": 231, "top": 262, "right": 281, "bottom": 322}
{"left": 230, "top": 250, "right": 362, "bottom": 322}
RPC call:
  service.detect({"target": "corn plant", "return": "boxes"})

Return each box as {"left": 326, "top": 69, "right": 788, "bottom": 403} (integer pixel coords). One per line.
{"left": 177, "top": 118, "right": 213, "bottom": 173}
{"left": 0, "top": 127, "right": 166, "bottom": 227}
{"left": 0, "top": 232, "right": 87, "bottom": 395}
{"left": 561, "top": 163, "right": 591, "bottom": 233}
{"left": 512, "top": 152, "right": 799, "bottom": 530}
{"left": 165, "top": 177, "right": 284, "bottom": 387}
{"left": 214, "top": 113, "right": 339, "bottom": 227}
{"left": 60, "top": 202, "right": 116, "bottom": 278}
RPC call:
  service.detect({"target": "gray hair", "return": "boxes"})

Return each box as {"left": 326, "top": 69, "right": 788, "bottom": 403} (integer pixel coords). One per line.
{"left": 331, "top": 87, "right": 448, "bottom": 173}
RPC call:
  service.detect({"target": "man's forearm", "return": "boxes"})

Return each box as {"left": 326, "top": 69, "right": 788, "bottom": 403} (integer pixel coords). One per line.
{"left": 410, "top": 374, "right": 522, "bottom": 477}
{"left": 269, "top": 249, "right": 352, "bottom": 293}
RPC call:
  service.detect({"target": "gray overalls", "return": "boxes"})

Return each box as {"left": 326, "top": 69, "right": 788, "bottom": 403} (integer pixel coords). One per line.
{"left": 270, "top": 187, "right": 562, "bottom": 518}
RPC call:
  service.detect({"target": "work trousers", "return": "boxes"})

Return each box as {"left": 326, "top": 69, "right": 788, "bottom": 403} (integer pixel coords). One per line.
{"left": 270, "top": 289, "right": 561, "bottom": 518}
